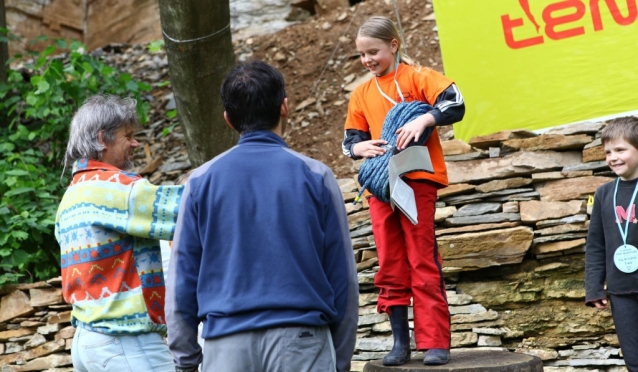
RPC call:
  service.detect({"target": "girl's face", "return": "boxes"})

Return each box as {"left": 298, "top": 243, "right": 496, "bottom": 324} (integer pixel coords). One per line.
{"left": 604, "top": 137, "right": 638, "bottom": 181}
{"left": 356, "top": 36, "right": 399, "bottom": 77}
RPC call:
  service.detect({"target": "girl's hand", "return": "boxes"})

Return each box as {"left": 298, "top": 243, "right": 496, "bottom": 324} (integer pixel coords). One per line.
{"left": 353, "top": 140, "right": 388, "bottom": 158}
{"left": 395, "top": 113, "right": 436, "bottom": 150}
{"left": 593, "top": 298, "right": 608, "bottom": 310}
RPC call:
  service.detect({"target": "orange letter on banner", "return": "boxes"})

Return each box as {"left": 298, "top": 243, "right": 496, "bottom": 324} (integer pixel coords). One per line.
{"left": 501, "top": 14, "right": 544, "bottom": 49}
{"left": 591, "top": 0, "right": 638, "bottom": 31}
{"left": 543, "top": 0, "right": 587, "bottom": 40}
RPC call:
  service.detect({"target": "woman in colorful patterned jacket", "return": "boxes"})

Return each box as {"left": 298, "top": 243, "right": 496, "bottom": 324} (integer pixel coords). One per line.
{"left": 55, "top": 94, "right": 184, "bottom": 372}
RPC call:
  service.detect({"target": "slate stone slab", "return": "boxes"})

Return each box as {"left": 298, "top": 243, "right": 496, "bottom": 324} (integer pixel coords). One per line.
{"left": 363, "top": 350, "right": 543, "bottom": 371}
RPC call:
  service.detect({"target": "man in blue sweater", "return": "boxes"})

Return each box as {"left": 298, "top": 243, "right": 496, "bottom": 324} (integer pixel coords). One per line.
{"left": 165, "top": 60, "right": 359, "bottom": 372}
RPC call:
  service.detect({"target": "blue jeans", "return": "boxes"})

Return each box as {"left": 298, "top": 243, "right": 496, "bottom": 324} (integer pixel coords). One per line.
{"left": 72, "top": 327, "right": 175, "bottom": 372}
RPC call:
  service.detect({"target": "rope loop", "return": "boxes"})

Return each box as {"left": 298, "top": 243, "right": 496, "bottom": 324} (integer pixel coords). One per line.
{"left": 162, "top": 23, "right": 231, "bottom": 44}
{"left": 357, "top": 100, "right": 433, "bottom": 203}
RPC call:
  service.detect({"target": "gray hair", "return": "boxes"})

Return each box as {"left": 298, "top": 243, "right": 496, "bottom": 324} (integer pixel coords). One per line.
{"left": 64, "top": 94, "right": 139, "bottom": 170}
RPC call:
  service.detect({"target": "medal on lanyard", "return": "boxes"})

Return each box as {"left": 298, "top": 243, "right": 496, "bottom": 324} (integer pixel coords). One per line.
{"left": 613, "top": 178, "right": 638, "bottom": 273}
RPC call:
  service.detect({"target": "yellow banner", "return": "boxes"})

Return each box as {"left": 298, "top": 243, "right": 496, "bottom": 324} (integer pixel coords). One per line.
{"left": 432, "top": 0, "right": 638, "bottom": 142}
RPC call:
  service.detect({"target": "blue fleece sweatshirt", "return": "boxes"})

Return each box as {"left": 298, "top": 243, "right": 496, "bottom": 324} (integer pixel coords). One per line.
{"left": 166, "top": 131, "right": 359, "bottom": 372}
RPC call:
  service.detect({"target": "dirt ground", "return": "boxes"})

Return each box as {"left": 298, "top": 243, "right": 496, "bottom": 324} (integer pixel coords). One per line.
{"left": 235, "top": 0, "right": 445, "bottom": 178}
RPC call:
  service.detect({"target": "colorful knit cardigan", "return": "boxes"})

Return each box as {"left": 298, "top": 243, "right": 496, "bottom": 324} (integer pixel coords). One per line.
{"left": 55, "top": 159, "right": 183, "bottom": 335}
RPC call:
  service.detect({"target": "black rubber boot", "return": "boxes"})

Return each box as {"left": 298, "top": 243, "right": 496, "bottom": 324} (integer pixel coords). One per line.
{"left": 382, "top": 306, "right": 411, "bottom": 366}
{"left": 423, "top": 348, "right": 450, "bottom": 365}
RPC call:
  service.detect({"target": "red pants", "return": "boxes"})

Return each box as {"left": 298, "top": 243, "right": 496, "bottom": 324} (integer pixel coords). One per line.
{"left": 369, "top": 179, "right": 450, "bottom": 350}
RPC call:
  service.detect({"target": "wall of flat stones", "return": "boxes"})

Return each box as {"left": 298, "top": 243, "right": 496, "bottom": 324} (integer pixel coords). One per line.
{"left": 0, "top": 278, "right": 73, "bottom": 371}
{"left": 0, "top": 120, "right": 630, "bottom": 372}
{"left": 343, "top": 122, "right": 629, "bottom": 372}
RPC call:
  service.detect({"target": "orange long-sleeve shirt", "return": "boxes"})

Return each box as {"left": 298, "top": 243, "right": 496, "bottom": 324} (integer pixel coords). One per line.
{"left": 344, "top": 63, "right": 456, "bottom": 188}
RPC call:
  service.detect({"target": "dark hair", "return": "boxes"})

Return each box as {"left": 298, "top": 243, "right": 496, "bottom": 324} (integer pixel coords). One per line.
{"left": 220, "top": 60, "right": 287, "bottom": 134}
{"left": 601, "top": 116, "right": 638, "bottom": 149}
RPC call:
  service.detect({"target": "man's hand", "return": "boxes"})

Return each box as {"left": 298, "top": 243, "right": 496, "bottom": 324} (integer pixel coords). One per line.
{"left": 352, "top": 140, "right": 388, "bottom": 158}
{"left": 395, "top": 113, "right": 435, "bottom": 150}
{"left": 592, "top": 298, "right": 608, "bottom": 310}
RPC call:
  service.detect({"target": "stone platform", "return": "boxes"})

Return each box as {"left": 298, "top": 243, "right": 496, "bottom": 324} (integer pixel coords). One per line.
{"left": 363, "top": 350, "right": 543, "bottom": 372}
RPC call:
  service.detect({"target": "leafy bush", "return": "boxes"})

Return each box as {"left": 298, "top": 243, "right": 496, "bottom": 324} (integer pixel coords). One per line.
{"left": 0, "top": 33, "right": 151, "bottom": 285}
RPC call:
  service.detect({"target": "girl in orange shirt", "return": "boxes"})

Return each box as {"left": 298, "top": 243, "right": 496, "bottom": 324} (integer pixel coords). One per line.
{"left": 342, "top": 16, "right": 465, "bottom": 366}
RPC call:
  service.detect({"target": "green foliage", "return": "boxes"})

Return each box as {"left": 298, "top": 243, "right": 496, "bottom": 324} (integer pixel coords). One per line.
{"left": 161, "top": 109, "right": 179, "bottom": 137}
{"left": 0, "top": 36, "right": 152, "bottom": 285}
{"left": 147, "top": 40, "right": 165, "bottom": 53}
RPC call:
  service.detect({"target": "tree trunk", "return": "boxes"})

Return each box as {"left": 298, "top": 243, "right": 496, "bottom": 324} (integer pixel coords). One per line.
{"left": 157, "top": 0, "right": 237, "bottom": 167}
{"left": 0, "top": 0, "right": 8, "bottom": 84}
{"left": 0, "top": 0, "right": 9, "bottom": 128}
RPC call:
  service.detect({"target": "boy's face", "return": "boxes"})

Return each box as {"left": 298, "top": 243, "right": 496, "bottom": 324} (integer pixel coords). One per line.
{"left": 604, "top": 137, "right": 638, "bottom": 181}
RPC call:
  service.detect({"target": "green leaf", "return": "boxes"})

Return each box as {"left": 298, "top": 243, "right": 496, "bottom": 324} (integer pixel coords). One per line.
{"left": 29, "top": 35, "right": 49, "bottom": 44}
{"left": 101, "top": 65, "right": 113, "bottom": 76}
{"left": 0, "top": 273, "right": 25, "bottom": 286}
{"left": 147, "top": 40, "right": 165, "bottom": 53}
{"left": 166, "top": 109, "right": 177, "bottom": 119}
{"left": 63, "top": 64, "right": 76, "bottom": 74}
{"left": 12, "top": 231, "right": 29, "bottom": 241}
{"left": 55, "top": 38, "right": 67, "bottom": 49}
{"left": 42, "top": 45, "right": 56, "bottom": 57}
{"left": 36, "top": 79, "right": 50, "bottom": 94}
{"left": 8, "top": 70, "right": 23, "bottom": 83}
{"left": 48, "top": 59, "right": 65, "bottom": 77}
{"left": 39, "top": 219, "right": 56, "bottom": 228}
{"left": 161, "top": 123, "right": 178, "bottom": 137}
{"left": 5, "top": 170, "right": 29, "bottom": 176}
{"left": 126, "top": 81, "right": 139, "bottom": 92}
{"left": 26, "top": 94, "right": 37, "bottom": 106}
{"left": 5, "top": 187, "right": 34, "bottom": 197}
{"left": 17, "top": 124, "right": 28, "bottom": 135}
{"left": 35, "top": 56, "right": 47, "bottom": 69}
{"left": 0, "top": 142, "right": 15, "bottom": 152}
{"left": 69, "top": 40, "right": 84, "bottom": 52}
{"left": 9, "top": 249, "right": 29, "bottom": 265}
{"left": 82, "top": 62, "right": 94, "bottom": 74}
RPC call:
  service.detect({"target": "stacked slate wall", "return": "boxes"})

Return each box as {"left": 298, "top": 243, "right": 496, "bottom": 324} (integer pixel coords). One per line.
{"left": 346, "top": 121, "right": 628, "bottom": 371}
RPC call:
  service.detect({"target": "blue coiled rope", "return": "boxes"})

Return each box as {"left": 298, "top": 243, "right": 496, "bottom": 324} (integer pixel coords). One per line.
{"left": 355, "top": 100, "right": 434, "bottom": 203}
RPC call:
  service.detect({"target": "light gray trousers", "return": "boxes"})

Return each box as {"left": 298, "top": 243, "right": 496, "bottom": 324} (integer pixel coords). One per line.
{"left": 202, "top": 325, "right": 335, "bottom": 372}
